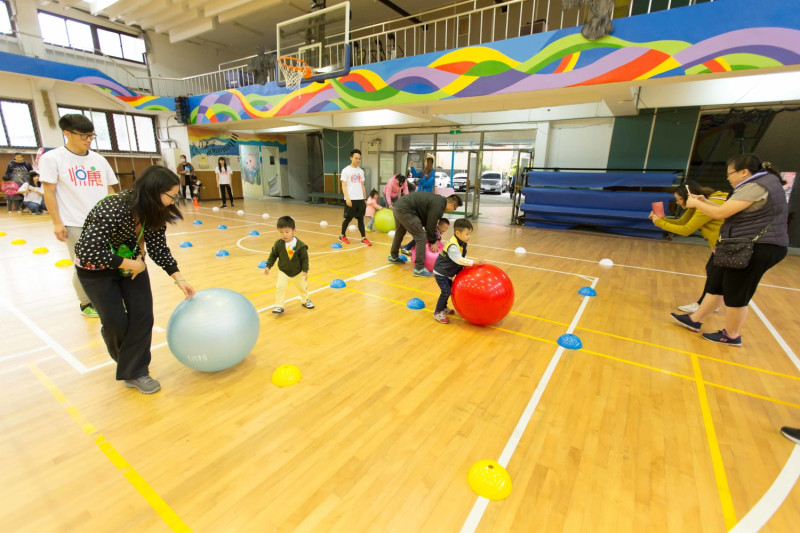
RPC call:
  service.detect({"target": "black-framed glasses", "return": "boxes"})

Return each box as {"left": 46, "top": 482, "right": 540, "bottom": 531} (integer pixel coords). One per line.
{"left": 163, "top": 191, "right": 177, "bottom": 201}
{"left": 68, "top": 131, "right": 97, "bottom": 141}
{"left": 727, "top": 169, "right": 740, "bottom": 176}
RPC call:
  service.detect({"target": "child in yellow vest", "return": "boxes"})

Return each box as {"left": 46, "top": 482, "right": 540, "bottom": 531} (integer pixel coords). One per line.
{"left": 432, "top": 218, "right": 483, "bottom": 324}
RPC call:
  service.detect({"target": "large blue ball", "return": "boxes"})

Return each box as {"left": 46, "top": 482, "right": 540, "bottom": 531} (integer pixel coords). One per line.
{"left": 167, "top": 288, "right": 260, "bottom": 372}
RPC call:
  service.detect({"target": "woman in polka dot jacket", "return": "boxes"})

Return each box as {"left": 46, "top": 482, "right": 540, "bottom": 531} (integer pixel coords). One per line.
{"left": 75, "top": 165, "right": 196, "bottom": 394}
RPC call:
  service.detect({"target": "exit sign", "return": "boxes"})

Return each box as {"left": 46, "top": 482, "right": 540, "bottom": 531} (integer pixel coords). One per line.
{"left": 449, "top": 128, "right": 461, "bottom": 134}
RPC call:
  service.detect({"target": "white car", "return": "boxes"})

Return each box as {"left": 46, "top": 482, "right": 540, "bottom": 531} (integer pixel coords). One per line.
{"left": 480, "top": 171, "right": 507, "bottom": 194}
{"left": 434, "top": 171, "right": 451, "bottom": 188}
{"left": 452, "top": 172, "right": 468, "bottom": 191}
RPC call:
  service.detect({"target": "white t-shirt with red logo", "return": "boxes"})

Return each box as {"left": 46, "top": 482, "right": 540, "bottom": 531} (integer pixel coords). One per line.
{"left": 340, "top": 165, "right": 365, "bottom": 200}
{"left": 38, "top": 146, "right": 118, "bottom": 228}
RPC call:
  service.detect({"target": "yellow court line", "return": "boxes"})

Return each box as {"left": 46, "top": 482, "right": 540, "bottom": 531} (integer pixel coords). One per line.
{"left": 690, "top": 355, "right": 738, "bottom": 529}
{"left": 28, "top": 364, "right": 192, "bottom": 532}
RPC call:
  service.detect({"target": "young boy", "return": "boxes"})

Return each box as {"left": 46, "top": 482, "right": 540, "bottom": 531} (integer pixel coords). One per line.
{"left": 432, "top": 218, "right": 482, "bottom": 324}
{"left": 401, "top": 218, "right": 449, "bottom": 256}
{"left": 264, "top": 216, "right": 314, "bottom": 314}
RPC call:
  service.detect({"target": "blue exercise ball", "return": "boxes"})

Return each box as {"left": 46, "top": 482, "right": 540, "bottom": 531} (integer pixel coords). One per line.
{"left": 167, "top": 288, "right": 260, "bottom": 372}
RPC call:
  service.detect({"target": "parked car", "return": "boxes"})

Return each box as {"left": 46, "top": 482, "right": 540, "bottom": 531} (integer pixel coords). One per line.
{"left": 434, "top": 171, "right": 450, "bottom": 188}
{"left": 452, "top": 172, "right": 468, "bottom": 191}
{"left": 480, "top": 171, "right": 507, "bottom": 194}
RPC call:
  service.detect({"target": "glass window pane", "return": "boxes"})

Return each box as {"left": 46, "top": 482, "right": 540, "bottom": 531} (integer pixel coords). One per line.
{"left": 87, "top": 111, "right": 111, "bottom": 151}
{"left": 0, "top": 4, "right": 12, "bottom": 35}
{"left": 408, "top": 134, "right": 434, "bottom": 151}
{"left": 126, "top": 116, "right": 136, "bottom": 150}
{"left": 133, "top": 116, "right": 156, "bottom": 152}
{"left": 113, "top": 114, "right": 131, "bottom": 151}
{"left": 97, "top": 28, "right": 122, "bottom": 58}
{"left": 483, "top": 130, "right": 536, "bottom": 150}
{"left": 121, "top": 34, "right": 145, "bottom": 63}
{"left": 57, "top": 106, "right": 81, "bottom": 117}
{"left": 1, "top": 101, "right": 37, "bottom": 147}
{"left": 0, "top": 115, "right": 8, "bottom": 146}
{"left": 66, "top": 20, "right": 94, "bottom": 52}
{"left": 38, "top": 12, "right": 69, "bottom": 47}
{"left": 436, "top": 132, "right": 481, "bottom": 150}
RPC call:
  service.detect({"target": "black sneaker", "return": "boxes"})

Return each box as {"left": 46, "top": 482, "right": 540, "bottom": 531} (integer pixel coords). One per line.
{"left": 781, "top": 427, "right": 800, "bottom": 445}
{"left": 702, "top": 329, "right": 742, "bottom": 347}
{"left": 670, "top": 312, "right": 701, "bottom": 333}
{"left": 387, "top": 255, "right": 405, "bottom": 264}
{"left": 123, "top": 375, "right": 161, "bottom": 394}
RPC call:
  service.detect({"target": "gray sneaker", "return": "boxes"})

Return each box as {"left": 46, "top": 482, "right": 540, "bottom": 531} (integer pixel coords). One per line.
{"left": 387, "top": 255, "right": 405, "bottom": 264}
{"left": 413, "top": 267, "right": 434, "bottom": 278}
{"left": 124, "top": 375, "right": 161, "bottom": 394}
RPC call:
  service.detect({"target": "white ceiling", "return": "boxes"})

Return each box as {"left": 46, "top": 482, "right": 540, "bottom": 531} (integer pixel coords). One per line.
{"left": 48, "top": 0, "right": 465, "bottom": 56}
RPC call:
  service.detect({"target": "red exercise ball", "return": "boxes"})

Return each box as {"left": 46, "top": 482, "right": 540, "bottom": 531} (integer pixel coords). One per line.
{"left": 451, "top": 264, "right": 514, "bottom": 326}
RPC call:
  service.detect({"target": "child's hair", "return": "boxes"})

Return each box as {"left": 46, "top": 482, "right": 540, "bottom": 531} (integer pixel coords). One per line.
{"left": 277, "top": 216, "right": 295, "bottom": 229}
{"left": 369, "top": 189, "right": 379, "bottom": 198}
{"left": 438, "top": 218, "right": 450, "bottom": 227}
{"left": 454, "top": 218, "right": 473, "bottom": 232}
{"left": 58, "top": 114, "right": 94, "bottom": 133}
{"left": 674, "top": 181, "right": 715, "bottom": 202}
{"left": 1, "top": 174, "right": 10, "bottom": 182}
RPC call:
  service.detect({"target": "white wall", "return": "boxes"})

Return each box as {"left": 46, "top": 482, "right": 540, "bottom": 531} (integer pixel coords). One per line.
{"left": 144, "top": 31, "right": 249, "bottom": 79}
{"left": 544, "top": 118, "right": 614, "bottom": 169}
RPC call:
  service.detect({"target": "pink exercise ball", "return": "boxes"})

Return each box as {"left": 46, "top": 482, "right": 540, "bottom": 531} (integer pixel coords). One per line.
{"left": 409, "top": 241, "right": 444, "bottom": 272}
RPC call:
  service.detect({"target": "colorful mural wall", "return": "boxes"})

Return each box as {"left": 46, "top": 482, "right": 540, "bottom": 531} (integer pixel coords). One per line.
{"left": 187, "top": 0, "right": 800, "bottom": 123}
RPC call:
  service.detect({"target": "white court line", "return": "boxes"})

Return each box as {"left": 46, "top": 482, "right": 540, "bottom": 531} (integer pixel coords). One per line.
{"left": 169, "top": 222, "right": 263, "bottom": 237}
{"left": 236, "top": 235, "right": 368, "bottom": 255}
{"left": 490, "top": 258, "right": 596, "bottom": 282}
{"left": 460, "top": 276, "right": 599, "bottom": 533}
{"left": 730, "top": 445, "right": 800, "bottom": 533}
{"left": 0, "top": 345, "right": 48, "bottom": 363}
{"left": 0, "top": 299, "right": 90, "bottom": 374}
{"left": 750, "top": 301, "right": 800, "bottom": 372}
{"left": 0, "top": 356, "right": 58, "bottom": 377}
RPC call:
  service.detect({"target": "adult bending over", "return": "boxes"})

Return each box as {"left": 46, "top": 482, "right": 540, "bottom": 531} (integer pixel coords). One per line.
{"left": 74, "top": 166, "right": 195, "bottom": 393}
{"left": 650, "top": 181, "right": 728, "bottom": 313}
{"left": 670, "top": 154, "right": 788, "bottom": 347}
{"left": 387, "top": 192, "right": 462, "bottom": 277}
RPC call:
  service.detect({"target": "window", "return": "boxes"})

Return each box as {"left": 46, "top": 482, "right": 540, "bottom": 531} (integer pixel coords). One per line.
{"left": 0, "top": 1, "right": 12, "bottom": 35}
{"left": 37, "top": 10, "right": 146, "bottom": 63}
{"left": 0, "top": 99, "right": 40, "bottom": 148}
{"left": 57, "top": 106, "right": 158, "bottom": 154}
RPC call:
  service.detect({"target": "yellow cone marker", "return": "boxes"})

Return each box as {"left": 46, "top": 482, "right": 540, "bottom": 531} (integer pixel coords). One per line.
{"left": 467, "top": 460, "right": 512, "bottom": 500}
{"left": 33, "top": 247, "right": 49, "bottom": 254}
{"left": 11, "top": 238, "right": 26, "bottom": 245}
{"left": 0, "top": 231, "right": 6, "bottom": 236}
{"left": 271, "top": 365, "right": 302, "bottom": 387}
{"left": 55, "top": 259, "right": 73, "bottom": 267}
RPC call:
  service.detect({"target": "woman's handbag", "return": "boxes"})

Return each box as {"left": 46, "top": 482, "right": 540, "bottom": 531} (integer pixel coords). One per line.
{"left": 714, "top": 225, "right": 770, "bottom": 269}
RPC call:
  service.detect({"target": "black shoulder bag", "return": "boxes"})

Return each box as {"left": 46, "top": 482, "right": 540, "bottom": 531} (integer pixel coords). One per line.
{"left": 713, "top": 224, "right": 770, "bottom": 269}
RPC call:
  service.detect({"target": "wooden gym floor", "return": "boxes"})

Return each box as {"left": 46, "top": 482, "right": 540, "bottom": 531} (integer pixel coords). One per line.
{"left": 1, "top": 198, "right": 799, "bottom": 532}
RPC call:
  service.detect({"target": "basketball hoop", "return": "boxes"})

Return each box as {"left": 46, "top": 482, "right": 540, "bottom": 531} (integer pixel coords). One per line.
{"left": 278, "top": 56, "right": 312, "bottom": 94}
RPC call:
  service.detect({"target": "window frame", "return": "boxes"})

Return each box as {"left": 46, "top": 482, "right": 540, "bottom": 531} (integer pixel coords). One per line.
{"left": 56, "top": 105, "right": 159, "bottom": 155}
{"left": 37, "top": 10, "right": 146, "bottom": 65}
{"left": 0, "top": 98, "right": 41, "bottom": 149}
{"left": 0, "top": 0, "right": 13, "bottom": 36}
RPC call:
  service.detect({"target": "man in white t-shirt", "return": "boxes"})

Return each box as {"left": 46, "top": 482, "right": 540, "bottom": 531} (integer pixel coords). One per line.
{"left": 339, "top": 148, "right": 371, "bottom": 246}
{"left": 40, "top": 114, "right": 119, "bottom": 318}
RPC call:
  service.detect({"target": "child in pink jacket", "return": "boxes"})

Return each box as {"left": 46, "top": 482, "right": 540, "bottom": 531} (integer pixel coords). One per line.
{"left": 365, "top": 189, "right": 383, "bottom": 231}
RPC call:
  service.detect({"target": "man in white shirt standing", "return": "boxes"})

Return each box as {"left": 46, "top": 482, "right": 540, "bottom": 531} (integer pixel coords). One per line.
{"left": 339, "top": 148, "right": 371, "bottom": 246}
{"left": 40, "top": 114, "right": 119, "bottom": 318}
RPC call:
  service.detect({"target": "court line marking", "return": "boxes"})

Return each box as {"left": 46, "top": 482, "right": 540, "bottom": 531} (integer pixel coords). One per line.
{"left": 730, "top": 445, "right": 800, "bottom": 533}
{"left": 751, "top": 301, "right": 800, "bottom": 373}
{"left": 691, "top": 353, "right": 738, "bottom": 528}
{"left": 29, "top": 363, "right": 192, "bottom": 532}
{"left": 460, "top": 277, "right": 599, "bottom": 533}
{"left": 0, "top": 345, "right": 48, "bottom": 363}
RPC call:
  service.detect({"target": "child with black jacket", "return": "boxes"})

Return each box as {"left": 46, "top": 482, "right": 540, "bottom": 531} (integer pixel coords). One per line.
{"left": 264, "top": 216, "right": 314, "bottom": 314}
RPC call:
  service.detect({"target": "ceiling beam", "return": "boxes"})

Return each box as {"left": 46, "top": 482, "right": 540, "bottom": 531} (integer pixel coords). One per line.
{"left": 97, "top": 0, "right": 148, "bottom": 19}
{"left": 205, "top": 0, "right": 282, "bottom": 19}
{"left": 217, "top": 0, "right": 284, "bottom": 24}
{"left": 169, "top": 16, "right": 217, "bottom": 43}
{"left": 155, "top": 10, "right": 203, "bottom": 33}
{"left": 118, "top": 0, "right": 173, "bottom": 23}
{"left": 133, "top": 4, "right": 187, "bottom": 29}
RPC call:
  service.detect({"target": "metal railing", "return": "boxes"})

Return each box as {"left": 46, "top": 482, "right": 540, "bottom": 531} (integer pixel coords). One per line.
{"left": 2, "top": 0, "right": 714, "bottom": 98}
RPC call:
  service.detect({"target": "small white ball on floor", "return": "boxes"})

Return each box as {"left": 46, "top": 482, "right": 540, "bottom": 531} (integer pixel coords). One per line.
{"left": 320, "top": 220, "right": 328, "bottom": 227}
{"left": 388, "top": 230, "right": 395, "bottom": 237}
{"left": 262, "top": 213, "right": 269, "bottom": 219}
{"left": 237, "top": 210, "right": 244, "bottom": 216}
{"left": 348, "top": 225, "right": 356, "bottom": 232}
{"left": 599, "top": 258, "right": 614, "bottom": 267}
{"left": 212, "top": 207, "right": 219, "bottom": 212}
{"left": 514, "top": 247, "right": 526, "bottom": 255}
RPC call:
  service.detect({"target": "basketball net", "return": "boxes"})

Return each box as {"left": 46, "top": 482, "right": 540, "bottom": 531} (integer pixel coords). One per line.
{"left": 278, "top": 56, "right": 312, "bottom": 96}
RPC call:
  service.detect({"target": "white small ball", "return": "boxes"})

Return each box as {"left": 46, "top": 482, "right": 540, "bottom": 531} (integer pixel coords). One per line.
{"left": 237, "top": 210, "right": 244, "bottom": 216}
{"left": 262, "top": 213, "right": 269, "bottom": 219}
{"left": 514, "top": 247, "right": 526, "bottom": 255}
{"left": 320, "top": 220, "right": 328, "bottom": 227}
{"left": 348, "top": 224, "right": 356, "bottom": 232}
{"left": 212, "top": 207, "right": 220, "bottom": 212}
{"left": 388, "top": 230, "right": 396, "bottom": 237}
{"left": 599, "top": 258, "right": 614, "bottom": 267}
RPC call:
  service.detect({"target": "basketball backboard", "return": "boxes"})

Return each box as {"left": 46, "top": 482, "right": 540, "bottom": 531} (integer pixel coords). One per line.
{"left": 276, "top": 1, "right": 351, "bottom": 87}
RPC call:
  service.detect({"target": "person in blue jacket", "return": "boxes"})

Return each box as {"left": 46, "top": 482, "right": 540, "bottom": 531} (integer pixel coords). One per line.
{"left": 409, "top": 156, "right": 436, "bottom": 193}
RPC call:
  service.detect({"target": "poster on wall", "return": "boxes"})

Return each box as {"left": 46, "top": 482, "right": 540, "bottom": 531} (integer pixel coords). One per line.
{"left": 239, "top": 144, "right": 265, "bottom": 198}
{"left": 187, "top": 127, "right": 286, "bottom": 178}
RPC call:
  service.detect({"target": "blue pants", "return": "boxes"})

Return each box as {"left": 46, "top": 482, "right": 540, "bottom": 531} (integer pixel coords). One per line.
{"left": 434, "top": 274, "right": 452, "bottom": 313}
{"left": 25, "top": 200, "right": 45, "bottom": 214}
